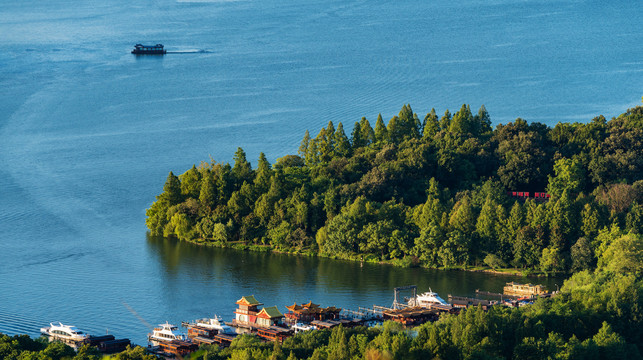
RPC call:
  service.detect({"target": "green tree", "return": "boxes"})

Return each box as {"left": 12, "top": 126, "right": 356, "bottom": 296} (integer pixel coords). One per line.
{"left": 581, "top": 203, "right": 601, "bottom": 240}
{"left": 547, "top": 157, "right": 585, "bottom": 198}
{"left": 449, "top": 104, "right": 475, "bottom": 135}
{"left": 598, "top": 233, "right": 643, "bottom": 274}
{"left": 254, "top": 152, "right": 272, "bottom": 194}
{"left": 180, "top": 164, "right": 202, "bottom": 199}
{"left": 232, "top": 147, "right": 253, "bottom": 185}
{"left": 351, "top": 121, "right": 365, "bottom": 148}
{"left": 626, "top": 202, "right": 643, "bottom": 234}
{"left": 475, "top": 104, "right": 492, "bottom": 135}
{"left": 333, "top": 122, "right": 351, "bottom": 158}
{"left": 359, "top": 117, "right": 376, "bottom": 146}
{"left": 570, "top": 237, "right": 593, "bottom": 272}
{"left": 422, "top": 108, "right": 439, "bottom": 139}
{"left": 439, "top": 109, "right": 451, "bottom": 130}
{"left": 199, "top": 171, "right": 217, "bottom": 209}
{"left": 162, "top": 171, "right": 183, "bottom": 205}
{"left": 540, "top": 246, "right": 564, "bottom": 275}
{"left": 298, "top": 130, "right": 311, "bottom": 157}
{"left": 476, "top": 196, "right": 499, "bottom": 252}
{"left": 374, "top": 113, "right": 388, "bottom": 143}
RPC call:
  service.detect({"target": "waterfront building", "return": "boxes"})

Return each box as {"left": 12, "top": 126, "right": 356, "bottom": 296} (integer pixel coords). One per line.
{"left": 283, "top": 301, "right": 341, "bottom": 325}
{"left": 256, "top": 306, "right": 284, "bottom": 327}
{"left": 234, "top": 295, "right": 263, "bottom": 326}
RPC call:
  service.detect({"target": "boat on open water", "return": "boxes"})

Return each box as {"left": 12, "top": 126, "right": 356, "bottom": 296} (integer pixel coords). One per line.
{"left": 131, "top": 44, "right": 166, "bottom": 55}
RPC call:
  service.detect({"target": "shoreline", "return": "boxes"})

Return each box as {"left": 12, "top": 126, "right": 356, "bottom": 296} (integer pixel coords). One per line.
{"left": 178, "top": 236, "right": 559, "bottom": 279}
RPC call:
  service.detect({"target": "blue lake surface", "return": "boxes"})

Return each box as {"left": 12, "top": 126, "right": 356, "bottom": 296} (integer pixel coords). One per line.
{"left": 0, "top": 0, "right": 640, "bottom": 345}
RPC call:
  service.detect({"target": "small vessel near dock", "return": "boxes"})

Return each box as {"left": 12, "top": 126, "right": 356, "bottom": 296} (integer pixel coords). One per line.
{"left": 131, "top": 44, "right": 166, "bottom": 55}
{"left": 41, "top": 322, "right": 130, "bottom": 353}
{"left": 183, "top": 315, "right": 236, "bottom": 335}
{"left": 408, "top": 288, "right": 448, "bottom": 307}
{"left": 148, "top": 322, "right": 188, "bottom": 344}
{"left": 40, "top": 322, "right": 89, "bottom": 342}
{"left": 148, "top": 322, "right": 197, "bottom": 357}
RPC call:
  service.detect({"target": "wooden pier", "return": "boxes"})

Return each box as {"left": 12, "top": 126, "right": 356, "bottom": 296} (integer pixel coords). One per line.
{"left": 475, "top": 289, "right": 523, "bottom": 300}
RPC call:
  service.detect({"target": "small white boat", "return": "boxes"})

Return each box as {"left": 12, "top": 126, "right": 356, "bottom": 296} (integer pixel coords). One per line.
{"left": 291, "top": 323, "right": 316, "bottom": 333}
{"left": 148, "top": 322, "right": 188, "bottom": 344}
{"left": 409, "top": 288, "right": 448, "bottom": 307}
{"left": 193, "top": 315, "right": 235, "bottom": 335}
{"left": 40, "top": 322, "right": 90, "bottom": 342}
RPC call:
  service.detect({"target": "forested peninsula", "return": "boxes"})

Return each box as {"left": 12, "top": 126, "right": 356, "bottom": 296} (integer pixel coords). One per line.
{"left": 146, "top": 103, "right": 643, "bottom": 275}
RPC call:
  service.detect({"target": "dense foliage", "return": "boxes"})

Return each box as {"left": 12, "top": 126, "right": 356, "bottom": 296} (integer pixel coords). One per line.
{"left": 146, "top": 104, "right": 643, "bottom": 274}
{"left": 0, "top": 335, "right": 153, "bottom": 360}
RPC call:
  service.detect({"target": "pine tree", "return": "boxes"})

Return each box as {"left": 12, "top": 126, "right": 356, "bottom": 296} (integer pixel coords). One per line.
{"left": 334, "top": 122, "right": 351, "bottom": 157}
{"left": 351, "top": 121, "right": 365, "bottom": 149}
{"left": 359, "top": 117, "right": 375, "bottom": 146}
{"left": 449, "top": 104, "right": 475, "bottom": 135}
{"left": 423, "top": 108, "right": 439, "bottom": 139}
{"left": 326, "top": 121, "right": 336, "bottom": 145}
{"left": 439, "top": 109, "right": 452, "bottom": 130}
{"left": 199, "top": 171, "right": 217, "bottom": 209}
{"left": 316, "top": 128, "right": 334, "bottom": 162}
{"left": 232, "top": 147, "right": 253, "bottom": 186}
{"left": 374, "top": 114, "right": 388, "bottom": 143}
{"left": 162, "top": 171, "right": 183, "bottom": 205}
{"left": 387, "top": 116, "right": 401, "bottom": 143}
{"left": 475, "top": 104, "right": 492, "bottom": 134}
{"left": 306, "top": 139, "right": 320, "bottom": 166}
{"left": 476, "top": 195, "right": 499, "bottom": 252}
{"left": 254, "top": 152, "right": 272, "bottom": 194}
{"left": 581, "top": 203, "right": 600, "bottom": 240}
{"left": 298, "top": 130, "right": 311, "bottom": 157}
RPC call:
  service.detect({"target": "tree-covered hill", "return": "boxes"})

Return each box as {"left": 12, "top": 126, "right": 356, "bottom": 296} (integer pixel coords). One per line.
{"left": 146, "top": 104, "right": 643, "bottom": 274}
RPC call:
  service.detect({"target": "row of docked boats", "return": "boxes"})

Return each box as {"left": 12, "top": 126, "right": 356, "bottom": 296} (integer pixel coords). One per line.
{"left": 41, "top": 286, "right": 520, "bottom": 357}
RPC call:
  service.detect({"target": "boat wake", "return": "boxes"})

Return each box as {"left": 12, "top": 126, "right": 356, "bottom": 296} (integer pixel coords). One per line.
{"left": 166, "top": 49, "right": 212, "bottom": 54}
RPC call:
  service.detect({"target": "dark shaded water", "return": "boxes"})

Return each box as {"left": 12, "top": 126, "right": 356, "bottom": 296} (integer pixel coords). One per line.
{"left": 0, "top": 0, "right": 640, "bottom": 345}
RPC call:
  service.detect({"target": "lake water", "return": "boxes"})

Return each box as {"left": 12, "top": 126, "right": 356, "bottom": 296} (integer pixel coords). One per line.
{"left": 0, "top": 0, "right": 640, "bottom": 345}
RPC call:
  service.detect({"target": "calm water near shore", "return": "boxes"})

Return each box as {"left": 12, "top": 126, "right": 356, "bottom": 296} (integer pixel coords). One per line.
{"left": 0, "top": 0, "right": 640, "bottom": 345}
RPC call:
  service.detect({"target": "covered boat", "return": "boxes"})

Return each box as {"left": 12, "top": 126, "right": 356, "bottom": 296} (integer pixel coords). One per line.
{"left": 131, "top": 44, "right": 166, "bottom": 55}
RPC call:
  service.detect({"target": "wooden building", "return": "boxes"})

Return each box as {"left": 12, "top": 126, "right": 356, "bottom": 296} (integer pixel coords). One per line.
{"left": 310, "top": 320, "right": 340, "bottom": 329}
{"left": 257, "top": 326, "right": 293, "bottom": 342}
{"left": 256, "top": 306, "right": 284, "bottom": 327}
{"left": 234, "top": 295, "right": 263, "bottom": 327}
{"left": 503, "top": 282, "right": 546, "bottom": 297}
{"left": 381, "top": 307, "right": 439, "bottom": 326}
{"left": 448, "top": 295, "right": 491, "bottom": 309}
{"left": 213, "top": 333, "right": 236, "bottom": 347}
{"left": 157, "top": 340, "right": 198, "bottom": 357}
{"left": 186, "top": 326, "right": 217, "bottom": 340}
{"left": 284, "top": 301, "right": 342, "bottom": 325}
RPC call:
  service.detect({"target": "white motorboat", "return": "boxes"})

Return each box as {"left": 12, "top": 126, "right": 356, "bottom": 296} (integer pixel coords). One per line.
{"left": 148, "top": 322, "right": 188, "bottom": 344}
{"left": 193, "top": 315, "right": 235, "bottom": 335}
{"left": 291, "top": 323, "right": 316, "bottom": 333}
{"left": 40, "top": 322, "right": 90, "bottom": 342}
{"left": 409, "top": 288, "right": 448, "bottom": 307}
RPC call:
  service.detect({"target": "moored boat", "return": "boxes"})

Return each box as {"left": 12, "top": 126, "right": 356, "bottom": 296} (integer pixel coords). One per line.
{"left": 408, "top": 288, "right": 448, "bottom": 307}
{"left": 40, "top": 322, "right": 90, "bottom": 342}
{"left": 192, "top": 315, "right": 236, "bottom": 335}
{"left": 148, "top": 322, "right": 188, "bottom": 345}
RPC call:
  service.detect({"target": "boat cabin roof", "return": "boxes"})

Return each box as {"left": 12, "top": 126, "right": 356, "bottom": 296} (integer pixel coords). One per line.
{"left": 134, "top": 44, "right": 164, "bottom": 48}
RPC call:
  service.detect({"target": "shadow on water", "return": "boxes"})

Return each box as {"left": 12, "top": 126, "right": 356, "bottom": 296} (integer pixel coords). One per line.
{"left": 145, "top": 234, "right": 567, "bottom": 308}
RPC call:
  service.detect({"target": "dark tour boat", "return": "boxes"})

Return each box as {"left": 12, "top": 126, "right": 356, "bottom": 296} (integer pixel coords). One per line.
{"left": 131, "top": 44, "right": 166, "bottom": 55}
